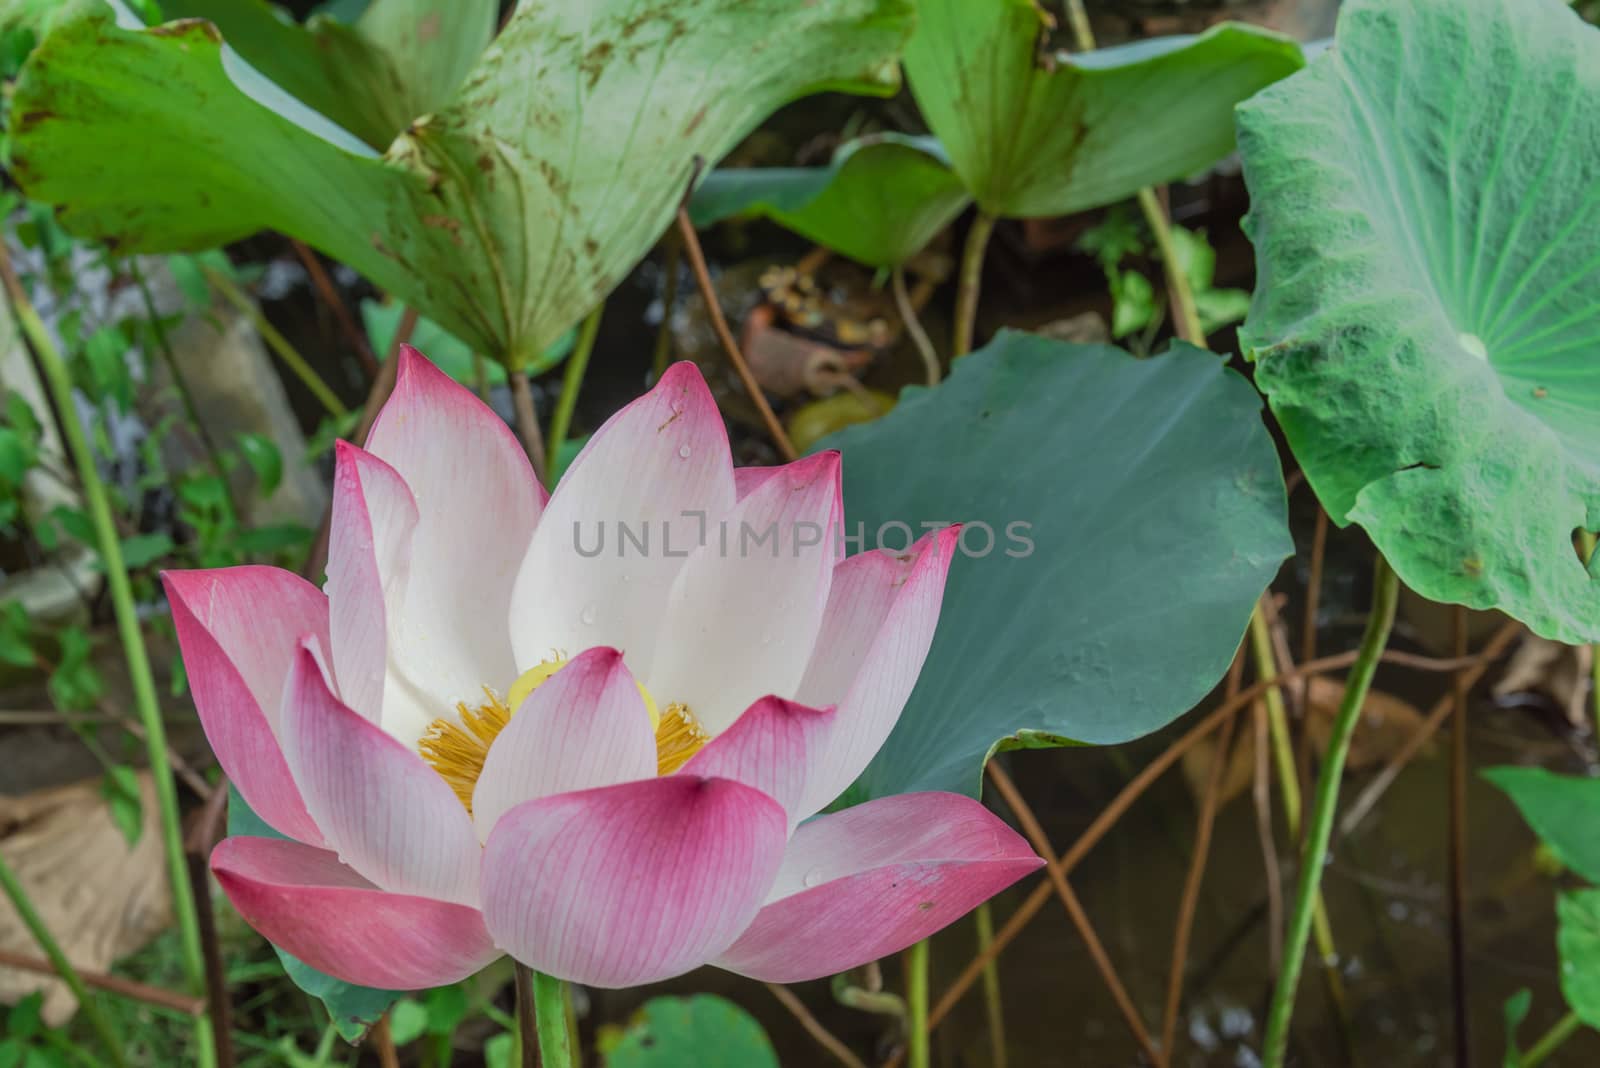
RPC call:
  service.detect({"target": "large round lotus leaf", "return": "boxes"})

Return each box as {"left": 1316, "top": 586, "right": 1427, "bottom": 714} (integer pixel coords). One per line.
{"left": 8, "top": 0, "right": 912, "bottom": 367}
{"left": 689, "top": 134, "right": 969, "bottom": 268}
{"left": 1238, "top": 0, "right": 1600, "bottom": 643}
{"left": 902, "top": 0, "right": 1303, "bottom": 218}
{"left": 821, "top": 331, "right": 1291, "bottom": 799}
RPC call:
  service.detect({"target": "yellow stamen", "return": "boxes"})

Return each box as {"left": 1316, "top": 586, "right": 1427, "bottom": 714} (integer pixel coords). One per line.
{"left": 655, "top": 702, "right": 708, "bottom": 775}
{"left": 417, "top": 658, "right": 706, "bottom": 812}
{"left": 417, "top": 688, "right": 514, "bottom": 814}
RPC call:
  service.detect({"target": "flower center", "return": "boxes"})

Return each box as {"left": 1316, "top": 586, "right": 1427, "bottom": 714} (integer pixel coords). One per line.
{"left": 416, "top": 657, "right": 708, "bottom": 813}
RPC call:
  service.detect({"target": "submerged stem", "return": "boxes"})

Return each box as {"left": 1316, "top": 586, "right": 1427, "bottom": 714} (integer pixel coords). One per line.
{"left": 0, "top": 245, "right": 217, "bottom": 1068}
{"left": 952, "top": 212, "right": 995, "bottom": 358}
{"left": 1261, "top": 557, "right": 1399, "bottom": 1067}
{"left": 904, "top": 940, "right": 930, "bottom": 1068}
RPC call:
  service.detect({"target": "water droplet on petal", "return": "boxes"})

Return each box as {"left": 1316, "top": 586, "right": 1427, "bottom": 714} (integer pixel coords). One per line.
{"left": 580, "top": 603, "right": 598, "bottom": 625}
{"left": 677, "top": 444, "right": 692, "bottom": 459}
{"left": 802, "top": 867, "right": 826, "bottom": 888}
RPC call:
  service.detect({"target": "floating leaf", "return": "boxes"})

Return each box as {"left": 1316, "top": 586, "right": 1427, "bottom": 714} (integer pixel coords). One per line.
{"left": 691, "top": 134, "right": 969, "bottom": 267}
{"left": 605, "top": 996, "right": 778, "bottom": 1068}
{"left": 162, "top": 0, "right": 496, "bottom": 150}
{"left": 1484, "top": 766, "right": 1600, "bottom": 884}
{"left": 226, "top": 785, "right": 401, "bottom": 1039}
{"left": 902, "top": 2, "right": 1302, "bottom": 217}
{"left": 822, "top": 331, "right": 1290, "bottom": 798}
{"left": 1238, "top": 0, "right": 1600, "bottom": 643}
{"left": 1559, "top": 889, "right": 1600, "bottom": 1029}
{"left": 12, "top": 0, "right": 913, "bottom": 366}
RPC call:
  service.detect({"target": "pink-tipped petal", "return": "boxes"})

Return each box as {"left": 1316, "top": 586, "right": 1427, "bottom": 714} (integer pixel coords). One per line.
{"left": 212, "top": 837, "right": 498, "bottom": 989}
{"left": 471, "top": 648, "right": 656, "bottom": 841}
{"left": 163, "top": 567, "right": 327, "bottom": 846}
{"left": 680, "top": 696, "right": 837, "bottom": 827}
{"left": 716, "top": 792, "right": 1041, "bottom": 982}
{"left": 481, "top": 776, "right": 787, "bottom": 988}
{"left": 364, "top": 346, "right": 542, "bottom": 725}
{"left": 508, "top": 361, "right": 736, "bottom": 679}
{"left": 280, "top": 643, "right": 482, "bottom": 906}
{"left": 733, "top": 465, "right": 781, "bottom": 500}
{"left": 646, "top": 451, "right": 843, "bottom": 735}
{"left": 795, "top": 527, "right": 960, "bottom": 816}
{"left": 326, "top": 441, "right": 420, "bottom": 732}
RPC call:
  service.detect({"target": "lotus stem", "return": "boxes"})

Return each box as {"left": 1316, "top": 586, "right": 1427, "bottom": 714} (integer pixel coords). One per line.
{"left": 509, "top": 369, "right": 549, "bottom": 485}
{"left": 205, "top": 266, "right": 348, "bottom": 419}
{"left": 952, "top": 211, "right": 995, "bottom": 357}
{"left": 0, "top": 853, "right": 127, "bottom": 1068}
{"left": 546, "top": 302, "right": 603, "bottom": 483}
{"left": 892, "top": 265, "right": 940, "bottom": 384}
{"left": 1062, "top": 0, "right": 1095, "bottom": 51}
{"left": 974, "top": 902, "right": 1006, "bottom": 1068}
{"left": 0, "top": 245, "right": 217, "bottom": 1068}
{"left": 1261, "top": 556, "right": 1399, "bottom": 1067}
{"left": 529, "top": 967, "right": 573, "bottom": 1068}
{"left": 1519, "top": 1009, "right": 1580, "bottom": 1067}
{"left": 904, "top": 939, "right": 930, "bottom": 1068}
{"left": 1582, "top": 531, "right": 1600, "bottom": 738}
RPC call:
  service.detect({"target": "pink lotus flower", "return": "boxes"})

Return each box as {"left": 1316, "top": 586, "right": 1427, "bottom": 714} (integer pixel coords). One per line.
{"left": 166, "top": 348, "right": 1040, "bottom": 990}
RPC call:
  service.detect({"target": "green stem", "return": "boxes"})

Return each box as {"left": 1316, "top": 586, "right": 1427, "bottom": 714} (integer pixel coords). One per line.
{"left": 545, "top": 302, "right": 603, "bottom": 481}
{"left": 1135, "top": 188, "right": 1205, "bottom": 347}
{"left": 1582, "top": 531, "right": 1600, "bottom": 737}
{"left": 952, "top": 211, "right": 995, "bottom": 358}
{"left": 0, "top": 853, "right": 127, "bottom": 1068}
{"left": 0, "top": 248, "right": 217, "bottom": 1068}
{"left": 904, "top": 940, "right": 930, "bottom": 1068}
{"left": 1520, "top": 1009, "right": 1581, "bottom": 1067}
{"left": 529, "top": 967, "right": 573, "bottom": 1068}
{"left": 975, "top": 902, "right": 1007, "bottom": 1068}
{"left": 206, "top": 267, "right": 348, "bottom": 419}
{"left": 1262, "top": 557, "right": 1399, "bottom": 1067}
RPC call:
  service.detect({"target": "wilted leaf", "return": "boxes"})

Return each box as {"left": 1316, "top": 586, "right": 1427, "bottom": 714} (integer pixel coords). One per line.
{"left": 13, "top": 0, "right": 913, "bottom": 366}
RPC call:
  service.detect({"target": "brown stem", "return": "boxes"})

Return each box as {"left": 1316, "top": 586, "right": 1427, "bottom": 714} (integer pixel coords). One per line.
{"left": 0, "top": 948, "right": 205, "bottom": 1015}
{"left": 508, "top": 369, "right": 549, "bottom": 484}
{"left": 765, "top": 983, "right": 868, "bottom": 1068}
{"left": 186, "top": 852, "right": 234, "bottom": 1068}
{"left": 290, "top": 241, "right": 377, "bottom": 380}
{"left": 1159, "top": 651, "right": 1245, "bottom": 1064}
{"left": 674, "top": 205, "right": 797, "bottom": 461}
{"left": 1301, "top": 507, "right": 1328, "bottom": 670}
{"left": 1448, "top": 605, "right": 1472, "bottom": 1068}
{"left": 1338, "top": 619, "right": 1523, "bottom": 836}
{"left": 891, "top": 265, "right": 940, "bottom": 385}
{"left": 879, "top": 635, "right": 1519, "bottom": 1064}
{"left": 371, "top": 1013, "right": 401, "bottom": 1068}
{"left": 514, "top": 961, "right": 538, "bottom": 1068}
{"left": 985, "top": 763, "right": 1162, "bottom": 1065}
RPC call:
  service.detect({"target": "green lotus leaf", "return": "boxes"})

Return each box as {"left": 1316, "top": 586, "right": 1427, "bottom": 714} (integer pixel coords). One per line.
{"left": 902, "top": 1, "right": 1303, "bottom": 218}
{"left": 1484, "top": 766, "right": 1600, "bottom": 884}
{"left": 605, "top": 995, "right": 778, "bottom": 1068}
{"left": 690, "top": 133, "right": 969, "bottom": 267}
{"left": 1559, "top": 890, "right": 1600, "bottom": 1029}
{"left": 9, "top": 0, "right": 913, "bottom": 367}
{"left": 160, "top": 0, "right": 496, "bottom": 149}
{"left": 226, "top": 784, "right": 399, "bottom": 1040}
{"left": 821, "top": 331, "right": 1291, "bottom": 798}
{"left": 1238, "top": 0, "right": 1600, "bottom": 643}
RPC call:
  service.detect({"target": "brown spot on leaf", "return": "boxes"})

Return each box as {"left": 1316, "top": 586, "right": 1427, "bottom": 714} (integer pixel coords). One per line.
{"left": 684, "top": 105, "right": 708, "bottom": 136}
{"left": 418, "top": 13, "right": 441, "bottom": 43}
{"left": 580, "top": 41, "right": 614, "bottom": 90}
{"left": 421, "top": 214, "right": 465, "bottom": 246}
{"left": 476, "top": 152, "right": 494, "bottom": 174}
